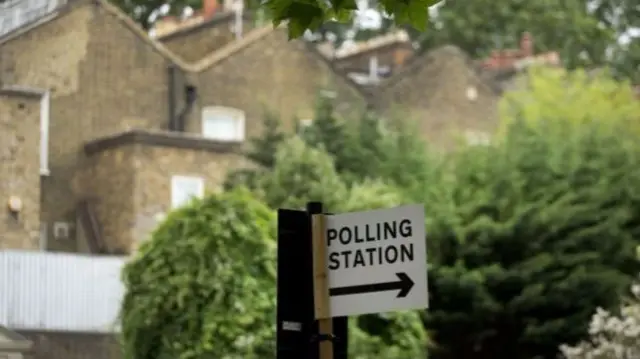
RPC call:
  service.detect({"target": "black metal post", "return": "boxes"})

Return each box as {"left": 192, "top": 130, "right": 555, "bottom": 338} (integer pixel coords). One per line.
{"left": 276, "top": 203, "right": 348, "bottom": 359}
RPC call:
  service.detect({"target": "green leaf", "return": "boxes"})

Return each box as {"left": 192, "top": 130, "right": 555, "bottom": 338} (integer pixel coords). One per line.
{"left": 407, "top": 0, "right": 429, "bottom": 31}
{"left": 329, "top": 0, "right": 358, "bottom": 12}
{"left": 287, "top": 18, "right": 308, "bottom": 39}
{"left": 281, "top": 1, "right": 324, "bottom": 38}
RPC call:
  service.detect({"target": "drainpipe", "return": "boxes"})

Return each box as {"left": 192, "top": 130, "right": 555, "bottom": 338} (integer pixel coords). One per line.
{"left": 176, "top": 85, "right": 197, "bottom": 132}
{"left": 167, "top": 65, "right": 177, "bottom": 131}
{"left": 2, "top": 85, "right": 51, "bottom": 176}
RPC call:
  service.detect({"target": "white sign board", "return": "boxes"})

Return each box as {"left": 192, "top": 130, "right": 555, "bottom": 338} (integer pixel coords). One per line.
{"left": 325, "top": 204, "right": 428, "bottom": 317}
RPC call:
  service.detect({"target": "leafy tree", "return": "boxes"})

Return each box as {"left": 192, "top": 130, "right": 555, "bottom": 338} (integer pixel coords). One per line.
{"left": 224, "top": 110, "right": 289, "bottom": 191}
{"left": 415, "top": 0, "right": 639, "bottom": 80}
{"left": 423, "top": 70, "right": 640, "bottom": 359}
{"left": 499, "top": 67, "right": 640, "bottom": 134}
{"left": 420, "top": 69, "right": 640, "bottom": 359}
{"left": 256, "top": 136, "right": 430, "bottom": 357}
{"left": 424, "top": 115, "right": 640, "bottom": 359}
{"left": 264, "top": 0, "right": 439, "bottom": 39}
{"left": 300, "top": 96, "right": 369, "bottom": 183}
{"left": 260, "top": 136, "right": 348, "bottom": 210}
{"left": 247, "top": 109, "right": 288, "bottom": 168}
{"left": 301, "top": 96, "right": 433, "bottom": 192}
{"left": 120, "top": 188, "right": 277, "bottom": 359}
{"left": 341, "top": 179, "right": 404, "bottom": 212}
{"left": 350, "top": 312, "right": 429, "bottom": 359}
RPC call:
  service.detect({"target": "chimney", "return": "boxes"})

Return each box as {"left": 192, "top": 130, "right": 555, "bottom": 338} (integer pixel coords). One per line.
{"left": 520, "top": 32, "right": 533, "bottom": 57}
{"left": 203, "top": 0, "right": 218, "bottom": 19}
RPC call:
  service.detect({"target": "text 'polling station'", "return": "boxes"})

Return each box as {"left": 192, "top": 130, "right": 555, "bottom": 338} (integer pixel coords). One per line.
{"left": 327, "top": 219, "right": 414, "bottom": 270}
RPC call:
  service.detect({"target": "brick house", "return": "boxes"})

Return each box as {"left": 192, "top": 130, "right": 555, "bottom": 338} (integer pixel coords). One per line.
{"left": 371, "top": 32, "right": 561, "bottom": 149}
{"left": 0, "top": 0, "right": 367, "bottom": 255}
{"left": 371, "top": 45, "right": 501, "bottom": 150}
{"left": 0, "top": 0, "right": 193, "bottom": 253}
{"left": 478, "top": 32, "right": 561, "bottom": 92}
{"left": 188, "top": 26, "right": 369, "bottom": 137}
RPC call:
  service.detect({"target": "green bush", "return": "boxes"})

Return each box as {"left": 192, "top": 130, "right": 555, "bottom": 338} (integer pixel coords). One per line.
{"left": 424, "top": 117, "right": 640, "bottom": 359}
{"left": 120, "top": 188, "right": 277, "bottom": 359}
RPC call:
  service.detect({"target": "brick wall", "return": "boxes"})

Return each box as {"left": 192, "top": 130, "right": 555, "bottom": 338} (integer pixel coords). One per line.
{"left": 158, "top": 13, "right": 256, "bottom": 63}
{"left": 374, "top": 45, "right": 501, "bottom": 150}
{"left": 0, "top": 89, "right": 42, "bottom": 250}
{"left": 191, "top": 28, "right": 368, "bottom": 140}
{"left": 0, "top": 1, "right": 179, "bottom": 251}
{"left": 80, "top": 130, "right": 251, "bottom": 253}
{"left": 20, "top": 331, "right": 119, "bottom": 359}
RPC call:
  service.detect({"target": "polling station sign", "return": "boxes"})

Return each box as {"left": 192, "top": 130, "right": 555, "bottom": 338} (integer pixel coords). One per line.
{"left": 324, "top": 204, "right": 428, "bottom": 317}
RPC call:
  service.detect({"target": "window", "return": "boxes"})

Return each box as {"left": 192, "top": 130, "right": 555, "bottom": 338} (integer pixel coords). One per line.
{"left": 171, "top": 176, "right": 205, "bottom": 209}
{"left": 201, "top": 106, "right": 245, "bottom": 142}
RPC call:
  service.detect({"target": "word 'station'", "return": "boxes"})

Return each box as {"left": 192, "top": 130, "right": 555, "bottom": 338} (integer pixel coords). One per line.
{"left": 324, "top": 204, "right": 428, "bottom": 318}
{"left": 327, "top": 220, "right": 414, "bottom": 270}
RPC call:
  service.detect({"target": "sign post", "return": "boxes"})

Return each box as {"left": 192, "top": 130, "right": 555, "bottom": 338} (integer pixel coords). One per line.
{"left": 311, "top": 210, "right": 333, "bottom": 359}
{"left": 325, "top": 204, "right": 428, "bottom": 317}
{"left": 277, "top": 203, "right": 427, "bottom": 358}
{"left": 276, "top": 203, "right": 347, "bottom": 359}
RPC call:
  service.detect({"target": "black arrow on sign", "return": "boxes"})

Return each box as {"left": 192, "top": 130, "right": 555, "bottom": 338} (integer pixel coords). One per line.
{"left": 329, "top": 272, "right": 415, "bottom": 298}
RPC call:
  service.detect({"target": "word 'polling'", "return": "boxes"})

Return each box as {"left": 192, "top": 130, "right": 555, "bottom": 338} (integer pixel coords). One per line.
{"left": 327, "top": 219, "right": 414, "bottom": 270}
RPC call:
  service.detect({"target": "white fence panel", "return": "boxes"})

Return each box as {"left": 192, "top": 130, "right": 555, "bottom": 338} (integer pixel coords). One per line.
{"left": 0, "top": 250, "right": 126, "bottom": 333}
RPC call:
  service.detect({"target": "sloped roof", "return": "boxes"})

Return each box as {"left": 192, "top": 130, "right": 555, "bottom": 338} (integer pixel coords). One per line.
{"left": 190, "top": 24, "right": 275, "bottom": 72}
{"left": 189, "top": 25, "right": 372, "bottom": 99}
{"left": 0, "top": 0, "right": 192, "bottom": 71}
{"left": 0, "top": 0, "right": 370, "bottom": 99}
{"left": 154, "top": 10, "right": 251, "bottom": 41}
{"left": 333, "top": 30, "right": 411, "bottom": 60}
{"left": 378, "top": 45, "right": 501, "bottom": 94}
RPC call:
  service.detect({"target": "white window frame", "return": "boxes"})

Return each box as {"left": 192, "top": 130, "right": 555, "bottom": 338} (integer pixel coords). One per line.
{"left": 171, "top": 175, "right": 205, "bottom": 209}
{"left": 201, "top": 106, "right": 245, "bottom": 142}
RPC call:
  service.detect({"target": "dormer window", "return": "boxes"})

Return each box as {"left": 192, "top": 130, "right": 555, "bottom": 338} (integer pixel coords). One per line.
{"left": 201, "top": 106, "right": 245, "bottom": 142}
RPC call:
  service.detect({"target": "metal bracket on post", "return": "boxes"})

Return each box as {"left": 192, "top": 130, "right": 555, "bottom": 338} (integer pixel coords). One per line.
{"left": 310, "top": 333, "right": 338, "bottom": 344}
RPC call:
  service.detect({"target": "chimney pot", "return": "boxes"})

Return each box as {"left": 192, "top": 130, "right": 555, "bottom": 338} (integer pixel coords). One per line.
{"left": 203, "top": 0, "right": 218, "bottom": 19}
